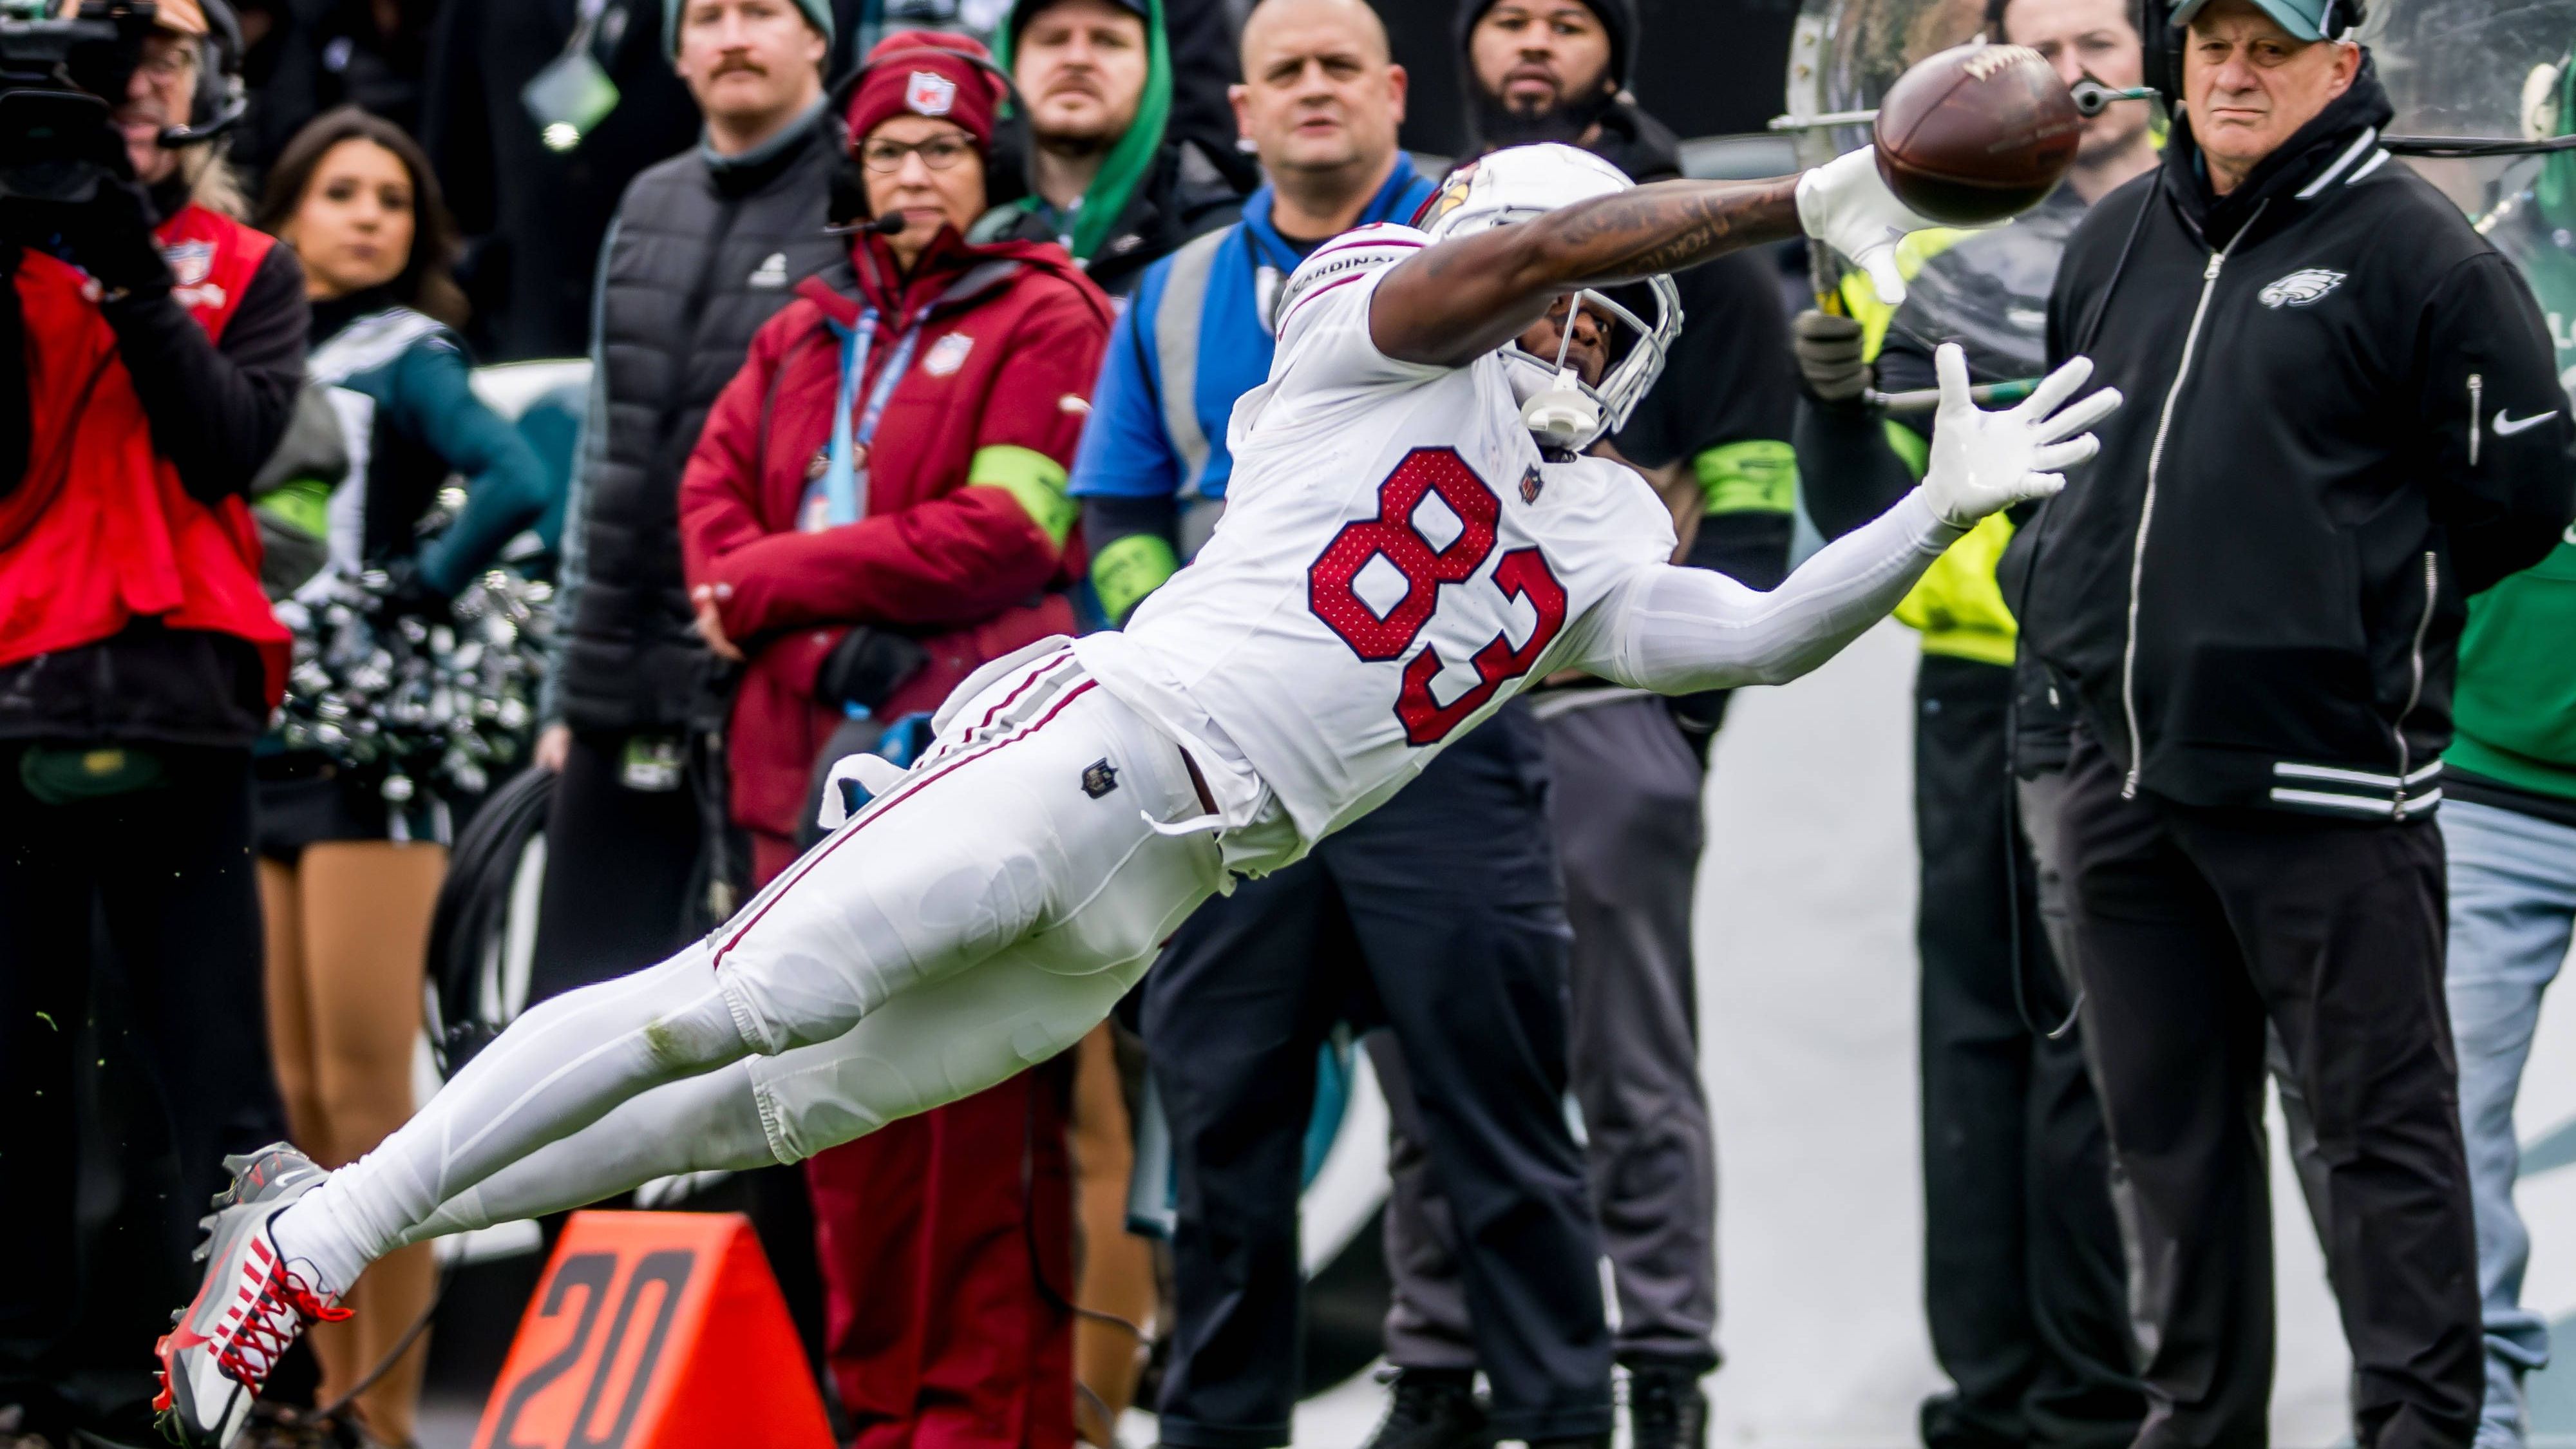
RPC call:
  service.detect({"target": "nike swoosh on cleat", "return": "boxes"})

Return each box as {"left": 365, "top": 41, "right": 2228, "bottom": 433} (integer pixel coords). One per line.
{"left": 2493, "top": 408, "right": 2559, "bottom": 436}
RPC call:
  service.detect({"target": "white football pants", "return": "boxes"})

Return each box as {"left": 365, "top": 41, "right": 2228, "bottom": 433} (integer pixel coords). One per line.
{"left": 284, "top": 650, "right": 1224, "bottom": 1280}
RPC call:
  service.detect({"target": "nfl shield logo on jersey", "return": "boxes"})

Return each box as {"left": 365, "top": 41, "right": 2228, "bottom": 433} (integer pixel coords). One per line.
{"left": 162, "top": 241, "right": 214, "bottom": 287}
{"left": 1519, "top": 466, "right": 1544, "bottom": 504}
{"left": 906, "top": 71, "right": 958, "bottom": 117}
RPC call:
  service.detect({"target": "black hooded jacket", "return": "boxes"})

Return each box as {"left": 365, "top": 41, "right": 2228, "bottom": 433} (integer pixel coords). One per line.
{"left": 2004, "top": 59, "right": 2576, "bottom": 820}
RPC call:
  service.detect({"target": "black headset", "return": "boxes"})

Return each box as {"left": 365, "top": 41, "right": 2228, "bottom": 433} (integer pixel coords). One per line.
{"left": 160, "top": 0, "right": 249, "bottom": 147}
{"left": 820, "top": 41, "right": 1033, "bottom": 226}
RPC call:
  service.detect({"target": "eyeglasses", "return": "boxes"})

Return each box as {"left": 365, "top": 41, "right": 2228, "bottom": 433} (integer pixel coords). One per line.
{"left": 858, "top": 135, "right": 976, "bottom": 173}
{"left": 137, "top": 44, "right": 199, "bottom": 82}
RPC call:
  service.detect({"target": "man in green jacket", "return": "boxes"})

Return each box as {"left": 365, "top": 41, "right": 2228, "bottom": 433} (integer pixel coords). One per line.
{"left": 2441, "top": 80, "right": 2576, "bottom": 1445}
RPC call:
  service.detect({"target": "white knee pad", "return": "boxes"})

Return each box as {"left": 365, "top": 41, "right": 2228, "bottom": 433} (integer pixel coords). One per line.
{"left": 747, "top": 950, "right": 1153, "bottom": 1163}
{"left": 715, "top": 836, "right": 1052, "bottom": 1057}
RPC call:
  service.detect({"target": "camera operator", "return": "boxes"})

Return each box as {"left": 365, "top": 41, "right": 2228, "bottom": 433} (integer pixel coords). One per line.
{"left": 0, "top": 1, "right": 305, "bottom": 1441}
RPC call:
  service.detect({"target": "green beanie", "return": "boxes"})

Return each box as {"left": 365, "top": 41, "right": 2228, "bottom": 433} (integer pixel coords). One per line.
{"left": 665, "top": 0, "right": 836, "bottom": 58}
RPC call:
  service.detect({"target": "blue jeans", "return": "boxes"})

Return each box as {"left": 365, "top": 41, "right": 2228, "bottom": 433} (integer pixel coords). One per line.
{"left": 2443, "top": 798, "right": 2576, "bottom": 1449}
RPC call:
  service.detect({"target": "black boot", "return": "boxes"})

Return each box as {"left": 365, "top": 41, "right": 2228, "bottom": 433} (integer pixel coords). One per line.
{"left": 1625, "top": 1363, "right": 1709, "bottom": 1449}
{"left": 1359, "top": 1368, "right": 1489, "bottom": 1449}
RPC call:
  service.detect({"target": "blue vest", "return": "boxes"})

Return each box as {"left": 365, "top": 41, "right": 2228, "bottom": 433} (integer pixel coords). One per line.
{"left": 1068, "top": 159, "right": 1435, "bottom": 556}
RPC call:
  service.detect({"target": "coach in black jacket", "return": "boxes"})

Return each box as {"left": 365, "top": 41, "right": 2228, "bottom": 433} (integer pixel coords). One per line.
{"left": 2003, "top": 0, "right": 2576, "bottom": 1441}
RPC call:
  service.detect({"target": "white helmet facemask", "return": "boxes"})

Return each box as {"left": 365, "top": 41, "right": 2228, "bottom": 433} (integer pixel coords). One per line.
{"left": 1419, "top": 143, "right": 1684, "bottom": 455}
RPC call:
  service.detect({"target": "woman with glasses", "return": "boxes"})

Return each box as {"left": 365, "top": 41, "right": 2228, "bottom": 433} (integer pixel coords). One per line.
{"left": 676, "top": 32, "right": 1114, "bottom": 1449}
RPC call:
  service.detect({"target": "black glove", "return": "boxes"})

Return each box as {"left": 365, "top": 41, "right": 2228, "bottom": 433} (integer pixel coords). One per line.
{"left": 377, "top": 558, "right": 454, "bottom": 623}
{"left": 817, "top": 627, "right": 928, "bottom": 714}
{"left": 1792, "top": 309, "right": 1870, "bottom": 404}
{"left": 55, "top": 177, "right": 171, "bottom": 298}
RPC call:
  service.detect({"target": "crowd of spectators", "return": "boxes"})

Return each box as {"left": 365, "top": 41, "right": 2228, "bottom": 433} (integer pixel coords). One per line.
{"left": 5, "top": 1, "right": 2576, "bottom": 1448}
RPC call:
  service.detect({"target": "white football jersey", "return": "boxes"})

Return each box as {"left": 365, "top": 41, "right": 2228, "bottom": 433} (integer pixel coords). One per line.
{"left": 1074, "top": 225, "right": 1676, "bottom": 863}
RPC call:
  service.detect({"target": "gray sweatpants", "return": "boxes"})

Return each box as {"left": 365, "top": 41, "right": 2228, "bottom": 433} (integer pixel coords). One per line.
{"left": 1378, "top": 692, "right": 1720, "bottom": 1370}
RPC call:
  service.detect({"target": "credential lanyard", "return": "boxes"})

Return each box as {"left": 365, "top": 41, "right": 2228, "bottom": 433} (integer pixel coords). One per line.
{"left": 822, "top": 308, "right": 923, "bottom": 526}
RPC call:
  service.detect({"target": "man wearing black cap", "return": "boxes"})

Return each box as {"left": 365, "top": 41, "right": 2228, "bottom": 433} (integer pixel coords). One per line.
{"left": 1361, "top": 7, "right": 1799, "bottom": 1449}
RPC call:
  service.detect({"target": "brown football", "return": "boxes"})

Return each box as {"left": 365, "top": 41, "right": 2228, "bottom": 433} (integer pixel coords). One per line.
{"left": 1873, "top": 42, "right": 2083, "bottom": 224}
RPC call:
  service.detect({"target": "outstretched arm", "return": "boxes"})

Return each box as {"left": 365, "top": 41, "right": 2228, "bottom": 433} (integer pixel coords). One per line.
{"left": 1582, "top": 347, "right": 2121, "bottom": 693}
{"left": 1370, "top": 147, "right": 1945, "bottom": 368}
{"left": 1370, "top": 177, "right": 1800, "bottom": 366}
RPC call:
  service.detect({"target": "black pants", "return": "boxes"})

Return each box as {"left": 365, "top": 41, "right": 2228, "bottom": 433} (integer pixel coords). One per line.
{"left": 527, "top": 728, "right": 702, "bottom": 1006}
{"left": 1378, "top": 694, "right": 1718, "bottom": 1374}
{"left": 0, "top": 746, "right": 289, "bottom": 1441}
{"left": 1144, "top": 708, "right": 1611, "bottom": 1448}
{"left": 2058, "top": 728, "right": 2482, "bottom": 1449}
{"left": 1913, "top": 659, "right": 2141, "bottom": 1449}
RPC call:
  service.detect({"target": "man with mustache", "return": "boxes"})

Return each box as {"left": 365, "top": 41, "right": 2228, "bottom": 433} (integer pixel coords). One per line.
{"left": 1358, "top": 6, "right": 1801, "bottom": 1448}
{"left": 984, "top": 0, "right": 1253, "bottom": 297}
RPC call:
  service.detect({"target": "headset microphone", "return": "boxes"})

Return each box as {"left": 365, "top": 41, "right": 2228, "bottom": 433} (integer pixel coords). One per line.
{"left": 826, "top": 210, "right": 916, "bottom": 238}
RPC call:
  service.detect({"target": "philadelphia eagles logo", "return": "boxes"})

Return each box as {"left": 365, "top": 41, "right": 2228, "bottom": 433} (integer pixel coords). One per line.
{"left": 2259, "top": 268, "right": 2347, "bottom": 308}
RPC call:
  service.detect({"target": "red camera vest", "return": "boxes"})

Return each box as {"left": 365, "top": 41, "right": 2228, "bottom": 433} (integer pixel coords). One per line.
{"left": 0, "top": 203, "right": 289, "bottom": 703}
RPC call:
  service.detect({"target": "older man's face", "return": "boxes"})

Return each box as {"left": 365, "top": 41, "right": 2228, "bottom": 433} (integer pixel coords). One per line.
{"left": 1231, "top": 0, "right": 1406, "bottom": 182}
{"left": 118, "top": 32, "right": 195, "bottom": 184}
{"left": 2183, "top": 0, "right": 2358, "bottom": 189}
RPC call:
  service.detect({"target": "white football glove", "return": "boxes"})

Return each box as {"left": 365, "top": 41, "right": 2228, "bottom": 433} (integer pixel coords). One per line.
{"left": 1919, "top": 344, "right": 2121, "bottom": 528}
{"left": 1794, "top": 146, "right": 1958, "bottom": 308}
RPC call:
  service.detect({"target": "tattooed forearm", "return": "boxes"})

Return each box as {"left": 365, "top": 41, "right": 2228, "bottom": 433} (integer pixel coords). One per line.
{"left": 1537, "top": 179, "right": 1802, "bottom": 285}
{"left": 1370, "top": 173, "right": 1804, "bottom": 367}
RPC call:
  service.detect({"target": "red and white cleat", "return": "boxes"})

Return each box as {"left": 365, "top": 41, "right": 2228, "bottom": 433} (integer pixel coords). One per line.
{"left": 153, "top": 1145, "right": 350, "bottom": 1448}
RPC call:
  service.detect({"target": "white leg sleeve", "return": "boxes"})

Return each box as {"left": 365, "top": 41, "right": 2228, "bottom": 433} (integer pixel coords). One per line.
{"left": 750, "top": 946, "right": 1160, "bottom": 1164}
{"left": 275, "top": 944, "right": 750, "bottom": 1292}
{"left": 391, "top": 1060, "right": 781, "bottom": 1247}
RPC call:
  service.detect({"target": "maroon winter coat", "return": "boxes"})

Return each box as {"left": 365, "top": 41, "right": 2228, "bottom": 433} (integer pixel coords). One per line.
{"left": 680, "top": 226, "right": 1112, "bottom": 842}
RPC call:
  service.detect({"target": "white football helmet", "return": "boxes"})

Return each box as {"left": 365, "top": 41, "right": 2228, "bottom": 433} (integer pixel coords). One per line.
{"left": 1417, "top": 142, "right": 1683, "bottom": 454}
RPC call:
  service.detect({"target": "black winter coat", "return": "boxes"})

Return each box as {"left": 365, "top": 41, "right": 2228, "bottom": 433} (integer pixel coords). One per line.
{"left": 553, "top": 111, "right": 849, "bottom": 734}
{"left": 2007, "top": 62, "right": 2576, "bottom": 820}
